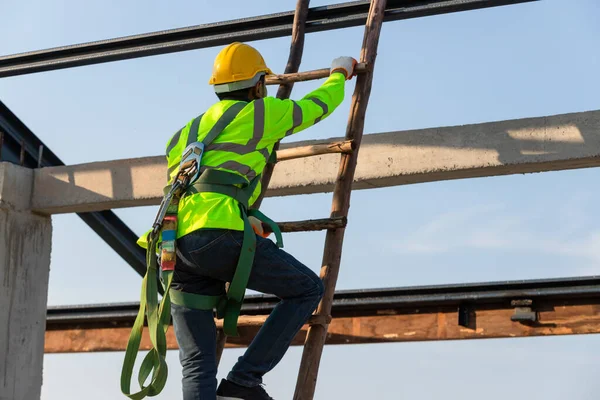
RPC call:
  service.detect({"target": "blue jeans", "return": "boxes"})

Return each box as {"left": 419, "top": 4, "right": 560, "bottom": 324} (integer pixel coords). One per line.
{"left": 170, "top": 229, "right": 325, "bottom": 400}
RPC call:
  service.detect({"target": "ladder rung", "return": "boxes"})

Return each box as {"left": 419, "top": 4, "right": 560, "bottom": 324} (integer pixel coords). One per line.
{"left": 276, "top": 140, "right": 354, "bottom": 162}
{"left": 266, "top": 63, "right": 368, "bottom": 85}
{"left": 262, "top": 217, "right": 346, "bottom": 234}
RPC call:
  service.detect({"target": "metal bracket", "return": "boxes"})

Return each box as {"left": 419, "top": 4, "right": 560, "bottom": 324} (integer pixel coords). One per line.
{"left": 511, "top": 299, "right": 537, "bottom": 322}
{"left": 458, "top": 303, "right": 474, "bottom": 328}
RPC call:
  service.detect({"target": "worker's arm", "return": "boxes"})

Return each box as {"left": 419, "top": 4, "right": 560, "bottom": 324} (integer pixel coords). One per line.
{"left": 261, "top": 57, "right": 357, "bottom": 143}
{"left": 247, "top": 74, "right": 346, "bottom": 209}
{"left": 249, "top": 57, "right": 356, "bottom": 209}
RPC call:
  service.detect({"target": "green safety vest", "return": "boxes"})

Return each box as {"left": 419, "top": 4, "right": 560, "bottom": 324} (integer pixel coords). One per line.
{"left": 122, "top": 72, "right": 347, "bottom": 399}
{"left": 136, "top": 71, "right": 347, "bottom": 247}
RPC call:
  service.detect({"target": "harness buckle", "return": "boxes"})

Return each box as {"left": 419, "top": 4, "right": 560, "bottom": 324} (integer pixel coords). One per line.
{"left": 179, "top": 142, "right": 205, "bottom": 184}
{"left": 151, "top": 142, "right": 206, "bottom": 236}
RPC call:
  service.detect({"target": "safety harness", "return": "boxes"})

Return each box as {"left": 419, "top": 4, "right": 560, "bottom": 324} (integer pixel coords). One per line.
{"left": 120, "top": 102, "right": 283, "bottom": 399}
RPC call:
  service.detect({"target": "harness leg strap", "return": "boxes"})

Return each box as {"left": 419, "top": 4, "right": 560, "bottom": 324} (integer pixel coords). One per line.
{"left": 219, "top": 207, "right": 257, "bottom": 336}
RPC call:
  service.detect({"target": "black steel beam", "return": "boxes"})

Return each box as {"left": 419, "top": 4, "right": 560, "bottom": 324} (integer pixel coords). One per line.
{"left": 46, "top": 275, "right": 600, "bottom": 327}
{"left": 0, "top": 100, "right": 147, "bottom": 277}
{"left": 0, "top": 0, "right": 538, "bottom": 78}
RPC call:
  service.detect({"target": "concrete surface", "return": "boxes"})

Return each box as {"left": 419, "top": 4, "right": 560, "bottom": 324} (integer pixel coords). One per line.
{"left": 0, "top": 162, "right": 33, "bottom": 211}
{"left": 31, "top": 109, "right": 600, "bottom": 215}
{"left": 0, "top": 163, "right": 52, "bottom": 400}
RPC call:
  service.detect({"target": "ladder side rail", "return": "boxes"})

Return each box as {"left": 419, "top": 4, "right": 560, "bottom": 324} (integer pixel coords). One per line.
{"left": 293, "top": 0, "right": 388, "bottom": 398}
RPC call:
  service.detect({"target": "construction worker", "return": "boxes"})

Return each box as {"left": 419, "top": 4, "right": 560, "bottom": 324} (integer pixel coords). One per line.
{"left": 141, "top": 42, "right": 357, "bottom": 400}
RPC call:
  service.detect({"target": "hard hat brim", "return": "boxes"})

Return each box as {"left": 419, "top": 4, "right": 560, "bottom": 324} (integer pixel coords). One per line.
{"left": 213, "top": 71, "right": 271, "bottom": 93}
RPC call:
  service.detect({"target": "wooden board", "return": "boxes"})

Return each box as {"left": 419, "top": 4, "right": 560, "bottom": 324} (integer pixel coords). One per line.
{"left": 44, "top": 301, "right": 600, "bottom": 353}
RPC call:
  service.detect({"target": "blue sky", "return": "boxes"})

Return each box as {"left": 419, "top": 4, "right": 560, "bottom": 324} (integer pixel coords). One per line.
{"left": 2, "top": 0, "right": 600, "bottom": 399}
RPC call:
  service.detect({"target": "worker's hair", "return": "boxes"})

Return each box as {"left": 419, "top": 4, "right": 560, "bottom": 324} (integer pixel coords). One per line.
{"left": 216, "top": 75, "right": 265, "bottom": 101}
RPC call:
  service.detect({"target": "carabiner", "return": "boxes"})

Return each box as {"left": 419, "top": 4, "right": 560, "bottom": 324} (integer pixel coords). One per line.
{"left": 179, "top": 142, "right": 205, "bottom": 184}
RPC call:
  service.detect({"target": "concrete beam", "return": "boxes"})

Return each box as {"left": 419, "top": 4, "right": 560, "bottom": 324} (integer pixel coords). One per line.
{"left": 32, "top": 109, "right": 600, "bottom": 215}
{"left": 0, "top": 163, "right": 51, "bottom": 400}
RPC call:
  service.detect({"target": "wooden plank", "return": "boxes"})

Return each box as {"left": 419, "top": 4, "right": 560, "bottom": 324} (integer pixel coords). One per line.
{"left": 43, "top": 301, "right": 600, "bottom": 353}
{"left": 294, "top": 1, "right": 388, "bottom": 398}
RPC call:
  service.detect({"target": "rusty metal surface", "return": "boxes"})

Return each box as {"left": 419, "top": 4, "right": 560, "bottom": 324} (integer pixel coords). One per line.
{"left": 45, "top": 298, "right": 600, "bottom": 353}
{"left": 47, "top": 275, "right": 600, "bottom": 328}
{"left": 44, "top": 276, "right": 600, "bottom": 353}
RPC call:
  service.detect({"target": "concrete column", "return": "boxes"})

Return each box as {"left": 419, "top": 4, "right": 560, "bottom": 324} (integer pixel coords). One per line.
{"left": 0, "top": 162, "right": 52, "bottom": 400}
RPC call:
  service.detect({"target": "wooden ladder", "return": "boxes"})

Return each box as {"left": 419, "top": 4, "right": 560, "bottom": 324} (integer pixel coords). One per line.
{"left": 217, "top": 1, "right": 387, "bottom": 398}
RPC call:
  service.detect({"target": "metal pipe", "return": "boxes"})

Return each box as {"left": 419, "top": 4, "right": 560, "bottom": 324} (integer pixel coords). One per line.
{"left": 37, "top": 145, "right": 44, "bottom": 168}
{"left": 46, "top": 275, "right": 600, "bottom": 326}
{"left": 19, "top": 139, "right": 25, "bottom": 165}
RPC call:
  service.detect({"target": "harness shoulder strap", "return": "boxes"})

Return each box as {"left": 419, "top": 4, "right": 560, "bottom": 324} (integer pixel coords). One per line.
{"left": 201, "top": 101, "right": 247, "bottom": 147}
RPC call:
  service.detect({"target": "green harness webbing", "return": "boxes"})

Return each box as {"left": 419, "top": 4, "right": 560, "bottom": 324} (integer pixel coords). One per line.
{"left": 120, "top": 102, "right": 283, "bottom": 399}
{"left": 175, "top": 168, "right": 283, "bottom": 335}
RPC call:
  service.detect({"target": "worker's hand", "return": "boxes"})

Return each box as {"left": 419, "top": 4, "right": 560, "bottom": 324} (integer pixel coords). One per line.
{"left": 330, "top": 56, "right": 358, "bottom": 80}
{"left": 249, "top": 216, "right": 270, "bottom": 238}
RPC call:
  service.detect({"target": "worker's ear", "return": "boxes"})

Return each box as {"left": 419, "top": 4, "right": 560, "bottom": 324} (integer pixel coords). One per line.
{"left": 254, "top": 79, "right": 267, "bottom": 99}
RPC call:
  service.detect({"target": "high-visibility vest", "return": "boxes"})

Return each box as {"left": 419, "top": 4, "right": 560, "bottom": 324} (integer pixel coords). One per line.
{"left": 136, "top": 72, "right": 347, "bottom": 249}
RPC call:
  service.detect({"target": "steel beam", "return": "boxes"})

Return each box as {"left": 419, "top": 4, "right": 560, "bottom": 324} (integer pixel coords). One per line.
{"left": 45, "top": 276, "right": 600, "bottom": 353}
{"left": 0, "top": 101, "right": 147, "bottom": 277}
{"left": 0, "top": 0, "right": 538, "bottom": 78}
{"left": 44, "top": 303, "right": 600, "bottom": 353}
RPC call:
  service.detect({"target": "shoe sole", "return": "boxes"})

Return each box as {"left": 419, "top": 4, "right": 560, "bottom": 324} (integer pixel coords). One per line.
{"left": 216, "top": 396, "right": 244, "bottom": 400}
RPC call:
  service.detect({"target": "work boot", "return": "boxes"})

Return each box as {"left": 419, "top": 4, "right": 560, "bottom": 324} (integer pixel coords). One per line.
{"left": 216, "top": 378, "right": 274, "bottom": 400}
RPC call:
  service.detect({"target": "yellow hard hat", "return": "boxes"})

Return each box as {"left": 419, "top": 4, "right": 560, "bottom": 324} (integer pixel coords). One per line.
{"left": 209, "top": 42, "right": 273, "bottom": 93}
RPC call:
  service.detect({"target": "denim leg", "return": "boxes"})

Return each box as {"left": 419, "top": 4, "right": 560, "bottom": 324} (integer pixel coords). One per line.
{"left": 170, "top": 229, "right": 231, "bottom": 400}
{"left": 175, "top": 229, "right": 324, "bottom": 388}
{"left": 171, "top": 303, "right": 218, "bottom": 400}
{"left": 227, "top": 236, "right": 324, "bottom": 387}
